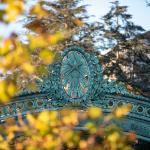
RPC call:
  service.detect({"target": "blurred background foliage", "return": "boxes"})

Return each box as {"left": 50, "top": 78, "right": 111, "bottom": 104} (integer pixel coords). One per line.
{"left": 0, "top": 0, "right": 149, "bottom": 149}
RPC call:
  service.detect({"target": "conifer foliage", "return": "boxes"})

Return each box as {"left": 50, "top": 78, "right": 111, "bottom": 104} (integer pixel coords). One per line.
{"left": 100, "top": 1, "right": 150, "bottom": 96}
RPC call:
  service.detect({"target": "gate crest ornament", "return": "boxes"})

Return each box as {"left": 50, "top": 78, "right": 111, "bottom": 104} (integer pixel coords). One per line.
{"left": 36, "top": 46, "right": 103, "bottom": 106}
{"left": 59, "top": 46, "right": 103, "bottom": 104}
{"left": 0, "top": 46, "right": 150, "bottom": 141}
{"left": 61, "top": 49, "right": 90, "bottom": 99}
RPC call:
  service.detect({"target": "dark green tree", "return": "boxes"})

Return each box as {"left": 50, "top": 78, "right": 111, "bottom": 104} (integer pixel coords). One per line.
{"left": 100, "top": 1, "right": 150, "bottom": 96}
{"left": 145, "top": 0, "right": 150, "bottom": 6}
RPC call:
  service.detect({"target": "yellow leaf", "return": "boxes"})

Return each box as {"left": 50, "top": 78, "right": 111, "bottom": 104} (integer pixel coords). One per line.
{"left": 85, "top": 122, "right": 97, "bottom": 133}
{"left": 27, "top": 114, "right": 36, "bottom": 125}
{"left": 49, "top": 111, "right": 58, "bottom": 121}
{"left": 0, "top": 81, "right": 9, "bottom": 102}
{"left": 7, "top": 125, "right": 19, "bottom": 133}
{"left": 6, "top": 1, "right": 23, "bottom": 22}
{"left": 62, "top": 130, "right": 74, "bottom": 141}
{"left": 39, "top": 49, "right": 54, "bottom": 64}
{"left": 38, "top": 111, "right": 50, "bottom": 124}
{"left": 79, "top": 140, "right": 88, "bottom": 149}
{"left": 7, "top": 132, "right": 15, "bottom": 141}
{"left": 48, "top": 32, "right": 64, "bottom": 45}
{"left": 35, "top": 120, "right": 49, "bottom": 133}
{"left": 73, "top": 18, "right": 84, "bottom": 26}
{"left": 87, "top": 107, "right": 102, "bottom": 119}
{"left": 107, "top": 132, "right": 120, "bottom": 143}
{"left": 16, "top": 143, "right": 23, "bottom": 150}
{"left": 0, "top": 39, "right": 12, "bottom": 55}
{"left": 7, "top": 82, "right": 17, "bottom": 97}
{"left": 114, "top": 104, "right": 131, "bottom": 118}
{"left": 21, "top": 63, "right": 35, "bottom": 74}
{"left": 30, "top": 3, "right": 48, "bottom": 19}
{"left": 48, "top": 35, "right": 58, "bottom": 45}
{"left": 62, "top": 111, "right": 78, "bottom": 125}
{"left": 28, "top": 35, "right": 48, "bottom": 49}
{"left": 36, "top": 66, "right": 48, "bottom": 75}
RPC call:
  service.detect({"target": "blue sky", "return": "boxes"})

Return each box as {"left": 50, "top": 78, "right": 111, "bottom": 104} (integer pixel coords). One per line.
{"left": 0, "top": 0, "right": 150, "bottom": 38}
{"left": 84, "top": 0, "right": 150, "bottom": 30}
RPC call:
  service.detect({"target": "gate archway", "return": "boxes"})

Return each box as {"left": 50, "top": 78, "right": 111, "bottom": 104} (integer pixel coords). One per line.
{"left": 0, "top": 46, "right": 149, "bottom": 141}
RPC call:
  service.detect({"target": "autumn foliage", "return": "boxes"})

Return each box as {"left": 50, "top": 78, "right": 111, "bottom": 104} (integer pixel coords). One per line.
{"left": 0, "top": 107, "right": 135, "bottom": 150}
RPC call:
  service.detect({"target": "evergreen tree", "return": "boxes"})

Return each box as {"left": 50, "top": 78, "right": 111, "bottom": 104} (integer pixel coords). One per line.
{"left": 145, "top": 0, "right": 150, "bottom": 6}
{"left": 25, "top": 0, "right": 101, "bottom": 52}
{"left": 101, "top": 1, "right": 145, "bottom": 48}
{"left": 100, "top": 1, "right": 150, "bottom": 96}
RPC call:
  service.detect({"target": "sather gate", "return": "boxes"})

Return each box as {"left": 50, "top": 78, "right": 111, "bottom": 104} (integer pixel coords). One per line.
{"left": 0, "top": 47, "right": 150, "bottom": 141}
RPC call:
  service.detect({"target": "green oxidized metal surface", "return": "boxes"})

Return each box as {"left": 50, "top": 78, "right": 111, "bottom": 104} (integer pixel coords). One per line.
{"left": 61, "top": 50, "right": 90, "bottom": 98}
{"left": 0, "top": 46, "right": 150, "bottom": 141}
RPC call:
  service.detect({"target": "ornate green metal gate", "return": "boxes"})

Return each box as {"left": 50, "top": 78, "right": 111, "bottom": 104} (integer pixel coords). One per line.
{"left": 0, "top": 46, "right": 150, "bottom": 141}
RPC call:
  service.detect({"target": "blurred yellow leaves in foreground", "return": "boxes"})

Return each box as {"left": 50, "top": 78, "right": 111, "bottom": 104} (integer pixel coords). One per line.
{"left": 21, "top": 63, "right": 35, "bottom": 74}
{"left": 114, "top": 104, "right": 131, "bottom": 118}
{"left": 0, "top": 31, "right": 65, "bottom": 102}
{"left": 0, "top": 39, "right": 12, "bottom": 55}
{"left": 0, "top": 106, "right": 135, "bottom": 150}
{"left": 0, "top": 81, "right": 17, "bottom": 102}
{"left": 87, "top": 107, "right": 103, "bottom": 119}
{"left": 6, "top": 0, "right": 23, "bottom": 22}
{"left": 0, "top": 0, "right": 68, "bottom": 103}
{"left": 39, "top": 49, "right": 54, "bottom": 64}
{"left": 30, "top": 3, "right": 49, "bottom": 19}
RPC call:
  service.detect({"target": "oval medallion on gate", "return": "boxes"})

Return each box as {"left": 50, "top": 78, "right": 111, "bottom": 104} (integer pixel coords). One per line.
{"left": 61, "top": 50, "right": 90, "bottom": 98}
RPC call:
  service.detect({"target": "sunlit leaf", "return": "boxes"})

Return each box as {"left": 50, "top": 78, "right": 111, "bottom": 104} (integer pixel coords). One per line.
{"left": 27, "top": 114, "right": 36, "bottom": 125}
{"left": 30, "top": 3, "right": 49, "bottom": 19}
{"left": 85, "top": 122, "right": 97, "bottom": 133}
{"left": 0, "top": 80, "right": 9, "bottom": 102}
{"left": 87, "top": 107, "right": 102, "bottom": 119}
{"left": 49, "top": 111, "right": 58, "bottom": 121}
{"left": 48, "top": 32, "right": 64, "bottom": 45}
{"left": 107, "top": 132, "right": 120, "bottom": 143}
{"left": 35, "top": 120, "right": 49, "bottom": 134}
{"left": 28, "top": 35, "right": 48, "bottom": 49}
{"left": 79, "top": 140, "right": 88, "bottom": 149}
{"left": 38, "top": 111, "right": 50, "bottom": 124}
{"left": 73, "top": 18, "right": 84, "bottom": 26}
{"left": 21, "top": 63, "right": 35, "bottom": 74}
{"left": 6, "top": 1, "right": 23, "bottom": 22}
{"left": 39, "top": 49, "right": 54, "bottom": 64}
{"left": 114, "top": 104, "right": 131, "bottom": 118}
{"left": 62, "top": 110, "right": 78, "bottom": 125}
{"left": 7, "top": 82, "right": 17, "bottom": 97}
{"left": 0, "top": 39, "right": 12, "bottom": 55}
